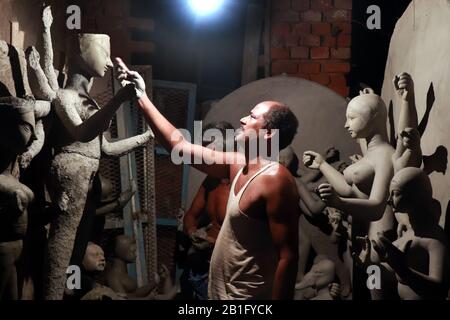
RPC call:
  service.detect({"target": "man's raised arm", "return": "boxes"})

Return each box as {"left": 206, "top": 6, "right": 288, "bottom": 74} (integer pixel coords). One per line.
{"left": 115, "top": 58, "right": 237, "bottom": 179}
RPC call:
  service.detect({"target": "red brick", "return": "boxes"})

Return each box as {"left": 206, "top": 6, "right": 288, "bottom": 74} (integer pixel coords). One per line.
{"left": 292, "top": 23, "right": 311, "bottom": 35}
{"left": 312, "top": 22, "right": 331, "bottom": 36}
{"left": 322, "top": 35, "right": 337, "bottom": 47}
{"left": 337, "top": 34, "right": 351, "bottom": 47}
{"left": 297, "top": 73, "right": 311, "bottom": 80}
{"left": 330, "top": 74, "right": 347, "bottom": 87}
{"left": 311, "top": 47, "right": 330, "bottom": 59}
{"left": 273, "top": 10, "right": 300, "bottom": 22}
{"left": 331, "top": 47, "right": 351, "bottom": 59}
{"left": 271, "top": 34, "right": 285, "bottom": 47}
{"left": 272, "top": 23, "right": 291, "bottom": 37}
{"left": 324, "top": 9, "right": 351, "bottom": 22}
{"left": 301, "top": 34, "right": 320, "bottom": 46}
{"left": 334, "top": 0, "right": 352, "bottom": 10}
{"left": 285, "top": 34, "right": 301, "bottom": 46}
{"left": 292, "top": 0, "right": 310, "bottom": 11}
{"left": 329, "top": 85, "right": 350, "bottom": 97}
{"left": 311, "top": 0, "right": 333, "bottom": 10}
{"left": 290, "top": 46, "right": 309, "bottom": 59}
{"left": 322, "top": 61, "right": 351, "bottom": 73}
{"left": 299, "top": 62, "right": 321, "bottom": 74}
{"left": 302, "top": 10, "right": 322, "bottom": 22}
{"left": 310, "top": 73, "right": 330, "bottom": 86}
{"left": 333, "top": 22, "right": 352, "bottom": 34}
{"left": 272, "top": 60, "right": 299, "bottom": 75}
{"left": 273, "top": 0, "right": 292, "bottom": 10}
{"left": 271, "top": 47, "right": 290, "bottom": 59}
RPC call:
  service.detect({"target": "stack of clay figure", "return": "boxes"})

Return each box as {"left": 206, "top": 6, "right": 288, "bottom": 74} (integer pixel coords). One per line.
{"left": 0, "top": 5, "right": 448, "bottom": 301}
{"left": 0, "top": 6, "right": 164, "bottom": 300}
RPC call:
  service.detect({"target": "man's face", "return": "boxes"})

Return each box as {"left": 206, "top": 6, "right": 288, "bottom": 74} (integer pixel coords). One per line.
{"left": 236, "top": 102, "right": 272, "bottom": 143}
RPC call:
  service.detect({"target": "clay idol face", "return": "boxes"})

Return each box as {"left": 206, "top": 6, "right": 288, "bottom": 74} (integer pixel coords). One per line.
{"left": 82, "top": 243, "right": 106, "bottom": 272}
{"left": 79, "top": 34, "right": 113, "bottom": 78}
{"left": 345, "top": 103, "right": 371, "bottom": 139}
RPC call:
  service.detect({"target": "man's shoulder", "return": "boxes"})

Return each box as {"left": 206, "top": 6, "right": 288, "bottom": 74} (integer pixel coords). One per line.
{"left": 259, "top": 163, "right": 297, "bottom": 195}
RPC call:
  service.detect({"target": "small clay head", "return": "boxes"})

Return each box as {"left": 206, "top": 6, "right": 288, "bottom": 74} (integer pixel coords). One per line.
{"left": 309, "top": 255, "right": 336, "bottom": 289}
{"left": 388, "top": 167, "right": 432, "bottom": 214}
{"left": 114, "top": 235, "right": 137, "bottom": 263}
{"left": 345, "top": 94, "right": 387, "bottom": 139}
{"left": 67, "top": 33, "right": 113, "bottom": 78}
{"left": 82, "top": 242, "right": 106, "bottom": 272}
{"left": 0, "top": 97, "right": 36, "bottom": 153}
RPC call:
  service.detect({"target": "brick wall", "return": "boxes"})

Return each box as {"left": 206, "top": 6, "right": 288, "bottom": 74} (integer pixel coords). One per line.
{"left": 271, "top": 0, "right": 352, "bottom": 97}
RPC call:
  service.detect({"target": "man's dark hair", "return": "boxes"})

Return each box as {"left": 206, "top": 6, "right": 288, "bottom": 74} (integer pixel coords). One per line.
{"left": 263, "top": 104, "right": 299, "bottom": 150}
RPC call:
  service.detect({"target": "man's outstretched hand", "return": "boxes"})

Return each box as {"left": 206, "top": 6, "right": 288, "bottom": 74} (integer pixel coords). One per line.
{"left": 115, "top": 57, "right": 146, "bottom": 99}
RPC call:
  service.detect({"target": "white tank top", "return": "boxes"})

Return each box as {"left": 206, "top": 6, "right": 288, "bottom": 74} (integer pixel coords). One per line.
{"left": 208, "top": 163, "right": 278, "bottom": 300}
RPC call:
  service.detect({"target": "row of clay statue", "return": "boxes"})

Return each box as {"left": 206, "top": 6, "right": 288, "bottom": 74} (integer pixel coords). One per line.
{"left": 286, "top": 68, "right": 448, "bottom": 299}
{"left": 0, "top": 6, "right": 154, "bottom": 300}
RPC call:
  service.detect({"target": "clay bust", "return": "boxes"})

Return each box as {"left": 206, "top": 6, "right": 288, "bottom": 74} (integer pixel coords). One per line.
{"left": 0, "top": 97, "right": 37, "bottom": 300}
{"left": 29, "top": 7, "right": 153, "bottom": 300}
{"left": 371, "top": 168, "right": 449, "bottom": 299}
{"left": 103, "top": 235, "right": 160, "bottom": 299}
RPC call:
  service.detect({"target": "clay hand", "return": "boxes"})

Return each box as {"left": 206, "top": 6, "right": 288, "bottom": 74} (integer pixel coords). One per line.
{"left": 190, "top": 228, "right": 213, "bottom": 250}
{"left": 303, "top": 151, "right": 325, "bottom": 170}
{"left": 43, "top": 5, "right": 53, "bottom": 29}
{"left": 395, "top": 212, "right": 411, "bottom": 238}
{"left": 399, "top": 127, "right": 420, "bottom": 150}
{"left": 372, "top": 233, "right": 411, "bottom": 272}
{"left": 328, "top": 283, "right": 341, "bottom": 300}
{"left": 115, "top": 57, "right": 146, "bottom": 98}
{"left": 349, "top": 154, "right": 362, "bottom": 164}
{"left": 317, "top": 183, "right": 341, "bottom": 208}
{"left": 359, "top": 87, "right": 375, "bottom": 95}
{"left": 353, "top": 236, "right": 371, "bottom": 268}
{"left": 393, "top": 72, "right": 414, "bottom": 101}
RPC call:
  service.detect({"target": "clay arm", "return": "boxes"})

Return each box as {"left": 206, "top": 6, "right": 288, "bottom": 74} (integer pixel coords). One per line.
{"left": 117, "top": 58, "right": 235, "bottom": 179}
{"left": 19, "top": 120, "right": 45, "bottom": 169}
{"left": 54, "top": 87, "right": 132, "bottom": 143}
{"left": 319, "top": 157, "right": 392, "bottom": 222}
{"left": 101, "top": 130, "right": 153, "bottom": 157}
{"left": 183, "top": 182, "right": 207, "bottom": 236}
{"left": 266, "top": 174, "right": 299, "bottom": 299}
{"left": 296, "top": 178, "right": 325, "bottom": 216}
{"left": 26, "top": 46, "right": 56, "bottom": 101}
{"left": 41, "top": 6, "right": 59, "bottom": 92}
{"left": 392, "top": 73, "right": 422, "bottom": 171}
{"left": 95, "top": 183, "right": 136, "bottom": 216}
{"left": 374, "top": 237, "right": 447, "bottom": 297}
{"left": 303, "top": 151, "right": 354, "bottom": 197}
{"left": 396, "top": 242, "right": 446, "bottom": 297}
{"left": 34, "top": 100, "right": 51, "bottom": 118}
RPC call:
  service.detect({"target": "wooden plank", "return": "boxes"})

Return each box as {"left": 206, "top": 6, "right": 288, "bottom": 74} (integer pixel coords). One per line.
{"left": 241, "top": 3, "right": 265, "bottom": 85}
{"left": 264, "top": 0, "right": 272, "bottom": 77}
